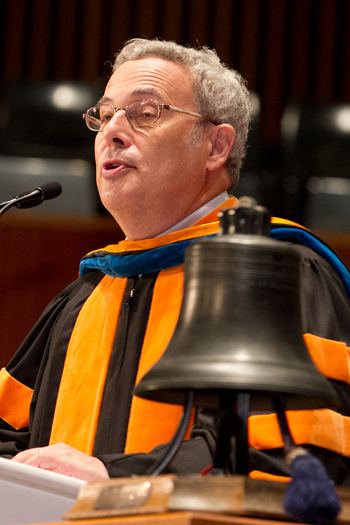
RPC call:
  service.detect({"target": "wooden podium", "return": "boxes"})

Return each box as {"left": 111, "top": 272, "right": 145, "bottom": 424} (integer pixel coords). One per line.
{"left": 61, "top": 475, "right": 350, "bottom": 525}
{"left": 57, "top": 511, "right": 298, "bottom": 525}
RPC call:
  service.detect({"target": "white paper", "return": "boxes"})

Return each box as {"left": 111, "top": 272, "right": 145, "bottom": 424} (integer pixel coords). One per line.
{"left": 0, "top": 457, "right": 86, "bottom": 524}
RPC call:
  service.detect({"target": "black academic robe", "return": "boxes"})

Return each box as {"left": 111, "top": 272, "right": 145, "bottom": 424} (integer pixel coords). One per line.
{"left": 1, "top": 221, "right": 350, "bottom": 483}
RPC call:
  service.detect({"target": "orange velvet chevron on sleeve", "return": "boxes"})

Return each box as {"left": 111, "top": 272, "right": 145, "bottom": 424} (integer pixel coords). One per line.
{"left": 0, "top": 368, "right": 33, "bottom": 430}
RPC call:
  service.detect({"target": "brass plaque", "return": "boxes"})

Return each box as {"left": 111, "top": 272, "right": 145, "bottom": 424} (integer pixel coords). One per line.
{"left": 94, "top": 481, "right": 152, "bottom": 510}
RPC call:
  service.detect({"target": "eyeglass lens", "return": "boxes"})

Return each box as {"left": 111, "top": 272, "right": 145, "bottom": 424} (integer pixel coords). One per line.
{"left": 86, "top": 100, "right": 161, "bottom": 130}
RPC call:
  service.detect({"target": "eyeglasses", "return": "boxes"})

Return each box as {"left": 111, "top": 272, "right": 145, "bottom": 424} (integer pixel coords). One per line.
{"left": 82, "top": 99, "right": 216, "bottom": 131}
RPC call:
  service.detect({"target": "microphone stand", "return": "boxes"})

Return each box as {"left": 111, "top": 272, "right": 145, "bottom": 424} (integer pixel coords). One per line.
{"left": 0, "top": 191, "right": 43, "bottom": 216}
{"left": 0, "top": 182, "right": 62, "bottom": 217}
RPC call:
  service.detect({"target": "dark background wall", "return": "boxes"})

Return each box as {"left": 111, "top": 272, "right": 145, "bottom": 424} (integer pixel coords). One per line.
{"left": 1, "top": 0, "right": 350, "bottom": 146}
{"left": 0, "top": 0, "right": 350, "bottom": 365}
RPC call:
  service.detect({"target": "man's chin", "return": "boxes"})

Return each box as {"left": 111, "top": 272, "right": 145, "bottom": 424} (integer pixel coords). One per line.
{"left": 100, "top": 187, "right": 144, "bottom": 219}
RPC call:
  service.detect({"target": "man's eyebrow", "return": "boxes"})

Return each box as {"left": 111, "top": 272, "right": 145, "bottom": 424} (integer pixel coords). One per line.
{"left": 97, "top": 96, "right": 112, "bottom": 105}
{"left": 97, "top": 88, "right": 164, "bottom": 106}
{"left": 131, "top": 88, "right": 164, "bottom": 99}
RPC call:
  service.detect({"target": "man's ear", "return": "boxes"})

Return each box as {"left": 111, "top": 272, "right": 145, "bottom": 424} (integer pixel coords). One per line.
{"left": 206, "top": 124, "right": 236, "bottom": 172}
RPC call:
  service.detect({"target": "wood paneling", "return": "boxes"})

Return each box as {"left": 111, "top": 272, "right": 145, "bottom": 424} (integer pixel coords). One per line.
{"left": 287, "top": 0, "right": 313, "bottom": 100}
{"left": 259, "top": 0, "right": 288, "bottom": 144}
{"left": 315, "top": 0, "right": 338, "bottom": 101}
{"left": 239, "top": 0, "right": 260, "bottom": 90}
{"left": 343, "top": 1, "right": 350, "bottom": 99}
{"left": 162, "top": 0, "right": 184, "bottom": 44}
{"left": 3, "top": 0, "right": 27, "bottom": 78}
{"left": 1, "top": 0, "right": 349, "bottom": 143}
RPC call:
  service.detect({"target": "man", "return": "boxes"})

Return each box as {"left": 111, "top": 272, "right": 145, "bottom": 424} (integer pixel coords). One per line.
{"left": 2, "top": 39, "right": 350, "bottom": 485}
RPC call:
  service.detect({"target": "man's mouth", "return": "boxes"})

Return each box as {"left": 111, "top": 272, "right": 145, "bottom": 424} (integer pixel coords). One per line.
{"left": 103, "top": 161, "right": 134, "bottom": 172}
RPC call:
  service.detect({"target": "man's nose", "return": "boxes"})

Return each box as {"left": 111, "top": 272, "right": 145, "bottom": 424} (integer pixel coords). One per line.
{"left": 105, "top": 107, "right": 128, "bottom": 128}
{"left": 102, "top": 109, "right": 129, "bottom": 145}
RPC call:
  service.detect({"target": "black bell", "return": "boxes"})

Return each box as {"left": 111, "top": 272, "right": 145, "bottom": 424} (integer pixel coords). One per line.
{"left": 135, "top": 201, "right": 338, "bottom": 412}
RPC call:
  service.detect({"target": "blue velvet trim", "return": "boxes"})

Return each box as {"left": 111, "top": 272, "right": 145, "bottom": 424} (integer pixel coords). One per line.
{"left": 79, "top": 235, "right": 216, "bottom": 278}
{"left": 79, "top": 225, "right": 350, "bottom": 299}
{"left": 271, "top": 226, "right": 350, "bottom": 298}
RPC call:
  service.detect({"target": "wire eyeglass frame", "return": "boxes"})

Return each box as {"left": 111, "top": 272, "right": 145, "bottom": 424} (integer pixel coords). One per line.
{"left": 82, "top": 99, "right": 216, "bottom": 131}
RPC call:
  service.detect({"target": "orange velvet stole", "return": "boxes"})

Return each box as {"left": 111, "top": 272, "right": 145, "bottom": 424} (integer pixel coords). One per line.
{"left": 124, "top": 266, "right": 193, "bottom": 454}
{"left": 49, "top": 275, "right": 128, "bottom": 452}
{"left": 270, "top": 217, "right": 309, "bottom": 229}
{"left": 49, "top": 199, "right": 237, "bottom": 454}
{"left": 49, "top": 266, "right": 190, "bottom": 455}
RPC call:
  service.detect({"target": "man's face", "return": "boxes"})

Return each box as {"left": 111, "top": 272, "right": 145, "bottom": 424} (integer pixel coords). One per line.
{"left": 94, "top": 57, "right": 212, "bottom": 239}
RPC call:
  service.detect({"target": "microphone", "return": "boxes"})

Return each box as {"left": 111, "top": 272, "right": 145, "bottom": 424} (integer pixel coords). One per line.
{"left": 15, "top": 182, "right": 63, "bottom": 208}
{"left": 0, "top": 182, "right": 63, "bottom": 216}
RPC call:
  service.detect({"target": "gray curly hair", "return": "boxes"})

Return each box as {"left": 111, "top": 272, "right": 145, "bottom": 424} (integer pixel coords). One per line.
{"left": 113, "top": 38, "right": 252, "bottom": 188}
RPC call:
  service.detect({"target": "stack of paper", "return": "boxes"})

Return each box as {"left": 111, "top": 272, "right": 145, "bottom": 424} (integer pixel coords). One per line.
{"left": 0, "top": 457, "right": 86, "bottom": 524}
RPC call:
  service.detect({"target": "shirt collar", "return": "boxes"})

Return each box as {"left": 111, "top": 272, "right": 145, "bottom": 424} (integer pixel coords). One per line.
{"left": 157, "top": 191, "right": 230, "bottom": 237}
